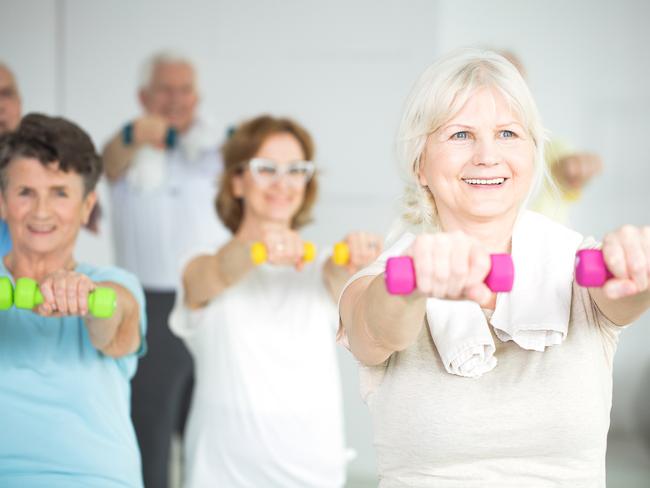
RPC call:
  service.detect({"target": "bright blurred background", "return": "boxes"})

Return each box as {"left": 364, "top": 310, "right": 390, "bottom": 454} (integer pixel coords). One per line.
{"left": 1, "top": 0, "right": 649, "bottom": 486}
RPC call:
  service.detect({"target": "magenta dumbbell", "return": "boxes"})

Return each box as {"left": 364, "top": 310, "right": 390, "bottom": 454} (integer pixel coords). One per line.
{"left": 385, "top": 253, "right": 514, "bottom": 295}
{"left": 575, "top": 249, "right": 613, "bottom": 287}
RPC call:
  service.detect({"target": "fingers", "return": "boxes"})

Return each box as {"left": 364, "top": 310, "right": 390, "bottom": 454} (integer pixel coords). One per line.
{"left": 78, "top": 278, "right": 93, "bottom": 316}
{"left": 562, "top": 156, "right": 581, "bottom": 188}
{"left": 411, "top": 234, "right": 436, "bottom": 296}
{"left": 446, "top": 234, "right": 471, "bottom": 298}
{"left": 428, "top": 235, "right": 451, "bottom": 298}
{"left": 262, "top": 228, "right": 305, "bottom": 267}
{"left": 464, "top": 283, "right": 493, "bottom": 307}
{"left": 344, "top": 232, "right": 383, "bottom": 273}
{"left": 38, "top": 279, "right": 56, "bottom": 315}
{"left": 409, "top": 231, "right": 493, "bottom": 304}
{"left": 464, "top": 243, "right": 492, "bottom": 304}
{"left": 602, "top": 225, "right": 650, "bottom": 299}
{"left": 37, "top": 271, "right": 95, "bottom": 317}
{"left": 602, "top": 278, "right": 637, "bottom": 300}
{"left": 54, "top": 273, "right": 70, "bottom": 315}
{"left": 560, "top": 153, "right": 602, "bottom": 189}
{"left": 134, "top": 115, "right": 169, "bottom": 147}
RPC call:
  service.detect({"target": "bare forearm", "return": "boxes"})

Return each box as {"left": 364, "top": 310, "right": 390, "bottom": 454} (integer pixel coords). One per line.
{"left": 85, "top": 283, "right": 140, "bottom": 357}
{"left": 323, "top": 259, "right": 350, "bottom": 303}
{"left": 342, "top": 274, "right": 427, "bottom": 365}
{"left": 102, "top": 131, "right": 137, "bottom": 181}
{"left": 184, "top": 239, "right": 254, "bottom": 308}
{"left": 590, "top": 288, "right": 650, "bottom": 326}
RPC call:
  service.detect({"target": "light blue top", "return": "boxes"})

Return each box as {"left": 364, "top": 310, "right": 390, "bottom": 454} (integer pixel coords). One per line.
{"left": 0, "top": 220, "right": 11, "bottom": 256}
{"left": 0, "top": 261, "right": 147, "bottom": 488}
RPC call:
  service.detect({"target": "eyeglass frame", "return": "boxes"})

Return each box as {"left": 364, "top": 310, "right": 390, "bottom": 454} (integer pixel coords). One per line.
{"left": 241, "top": 157, "right": 316, "bottom": 188}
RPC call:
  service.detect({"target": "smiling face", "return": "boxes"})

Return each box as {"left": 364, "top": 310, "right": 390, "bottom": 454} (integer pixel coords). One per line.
{"left": 139, "top": 62, "right": 198, "bottom": 133}
{"left": 232, "top": 132, "right": 308, "bottom": 228}
{"left": 0, "top": 157, "right": 96, "bottom": 258}
{"left": 418, "top": 86, "right": 535, "bottom": 229}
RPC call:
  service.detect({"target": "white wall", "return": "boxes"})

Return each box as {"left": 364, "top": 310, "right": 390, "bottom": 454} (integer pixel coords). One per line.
{"left": 2, "top": 0, "right": 649, "bottom": 483}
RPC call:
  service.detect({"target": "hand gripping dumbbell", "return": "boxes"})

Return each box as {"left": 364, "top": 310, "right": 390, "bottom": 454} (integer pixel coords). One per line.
{"left": 384, "top": 254, "right": 515, "bottom": 295}
{"left": 0, "top": 277, "right": 13, "bottom": 310}
{"left": 0, "top": 277, "right": 116, "bottom": 318}
{"left": 332, "top": 242, "right": 350, "bottom": 266}
{"left": 250, "top": 241, "right": 317, "bottom": 265}
{"left": 122, "top": 123, "right": 177, "bottom": 149}
{"left": 331, "top": 241, "right": 382, "bottom": 266}
{"left": 574, "top": 249, "right": 614, "bottom": 287}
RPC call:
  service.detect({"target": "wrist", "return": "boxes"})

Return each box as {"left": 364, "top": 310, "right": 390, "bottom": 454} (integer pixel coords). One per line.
{"left": 122, "top": 122, "right": 134, "bottom": 145}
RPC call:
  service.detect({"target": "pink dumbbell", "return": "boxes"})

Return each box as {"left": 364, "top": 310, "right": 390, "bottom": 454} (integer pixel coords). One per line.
{"left": 575, "top": 249, "right": 613, "bottom": 287}
{"left": 385, "top": 254, "right": 514, "bottom": 295}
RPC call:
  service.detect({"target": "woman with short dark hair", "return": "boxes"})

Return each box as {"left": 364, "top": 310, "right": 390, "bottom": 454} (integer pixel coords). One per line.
{"left": 0, "top": 114, "right": 146, "bottom": 488}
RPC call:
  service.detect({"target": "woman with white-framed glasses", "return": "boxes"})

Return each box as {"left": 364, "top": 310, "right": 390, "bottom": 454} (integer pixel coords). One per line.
{"left": 168, "top": 114, "right": 382, "bottom": 487}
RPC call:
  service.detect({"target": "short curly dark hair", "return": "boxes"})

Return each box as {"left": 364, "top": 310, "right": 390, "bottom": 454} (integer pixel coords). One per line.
{"left": 0, "top": 113, "right": 102, "bottom": 194}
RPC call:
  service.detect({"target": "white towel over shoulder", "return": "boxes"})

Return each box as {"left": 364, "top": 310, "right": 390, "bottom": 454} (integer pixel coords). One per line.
{"left": 426, "top": 210, "right": 583, "bottom": 377}
{"left": 490, "top": 211, "right": 583, "bottom": 351}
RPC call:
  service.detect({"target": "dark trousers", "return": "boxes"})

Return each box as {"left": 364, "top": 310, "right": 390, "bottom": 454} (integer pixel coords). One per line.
{"left": 131, "top": 290, "right": 194, "bottom": 488}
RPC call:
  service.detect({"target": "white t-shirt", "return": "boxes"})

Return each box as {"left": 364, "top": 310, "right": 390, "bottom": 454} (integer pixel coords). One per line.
{"left": 339, "top": 232, "right": 624, "bottom": 488}
{"left": 110, "top": 118, "right": 229, "bottom": 290}
{"left": 169, "top": 251, "right": 347, "bottom": 488}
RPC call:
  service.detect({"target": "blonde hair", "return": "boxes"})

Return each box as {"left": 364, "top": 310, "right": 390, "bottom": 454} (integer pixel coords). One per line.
{"left": 395, "top": 48, "right": 549, "bottom": 234}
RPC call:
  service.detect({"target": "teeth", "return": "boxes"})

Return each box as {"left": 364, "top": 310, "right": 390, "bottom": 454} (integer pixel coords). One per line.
{"left": 463, "top": 178, "right": 505, "bottom": 185}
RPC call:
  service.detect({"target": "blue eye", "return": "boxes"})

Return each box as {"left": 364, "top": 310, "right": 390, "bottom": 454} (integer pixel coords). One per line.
{"left": 451, "top": 131, "right": 470, "bottom": 140}
{"left": 499, "top": 130, "right": 516, "bottom": 138}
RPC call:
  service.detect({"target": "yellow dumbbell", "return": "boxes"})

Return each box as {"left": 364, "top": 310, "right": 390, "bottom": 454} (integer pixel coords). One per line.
{"left": 332, "top": 242, "right": 350, "bottom": 266}
{"left": 250, "top": 241, "right": 317, "bottom": 265}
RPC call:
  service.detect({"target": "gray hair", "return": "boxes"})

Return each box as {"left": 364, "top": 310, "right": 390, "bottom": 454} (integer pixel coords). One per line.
{"left": 138, "top": 50, "right": 198, "bottom": 91}
{"left": 0, "top": 62, "right": 20, "bottom": 93}
{"left": 394, "top": 48, "right": 549, "bottom": 234}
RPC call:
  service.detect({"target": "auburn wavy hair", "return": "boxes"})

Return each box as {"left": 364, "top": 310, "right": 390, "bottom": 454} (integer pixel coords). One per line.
{"left": 216, "top": 115, "right": 318, "bottom": 233}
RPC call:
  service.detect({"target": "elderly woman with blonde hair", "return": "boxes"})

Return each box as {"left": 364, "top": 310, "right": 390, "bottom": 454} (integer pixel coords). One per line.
{"left": 169, "top": 114, "right": 383, "bottom": 487}
{"left": 338, "top": 49, "right": 650, "bottom": 487}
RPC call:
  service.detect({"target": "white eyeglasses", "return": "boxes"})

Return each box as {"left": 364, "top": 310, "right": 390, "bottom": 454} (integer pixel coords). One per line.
{"left": 247, "top": 157, "right": 315, "bottom": 188}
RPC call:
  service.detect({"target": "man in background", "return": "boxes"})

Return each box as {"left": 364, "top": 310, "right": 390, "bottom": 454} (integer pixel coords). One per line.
{"left": 103, "top": 51, "right": 228, "bottom": 488}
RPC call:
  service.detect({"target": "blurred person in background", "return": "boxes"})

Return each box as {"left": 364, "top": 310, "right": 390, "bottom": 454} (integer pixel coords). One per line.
{"left": 0, "top": 63, "right": 22, "bottom": 255}
{"left": 102, "top": 51, "right": 229, "bottom": 488}
{"left": 170, "top": 114, "right": 383, "bottom": 487}
{"left": 500, "top": 50, "right": 603, "bottom": 224}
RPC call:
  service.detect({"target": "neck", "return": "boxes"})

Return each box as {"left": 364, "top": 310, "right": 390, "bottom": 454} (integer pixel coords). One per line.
{"left": 4, "top": 248, "right": 76, "bottom": 281}
{"left": 437, "top": 209, "right": 520, "bottom": 254}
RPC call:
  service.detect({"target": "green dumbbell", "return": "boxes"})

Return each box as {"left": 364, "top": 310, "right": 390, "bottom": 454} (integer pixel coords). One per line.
{"left": 13, "top": 277, "right": 117, "bottom": 318}
{"left": 0, "top": 277, "right": 13, "bottom": 310}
